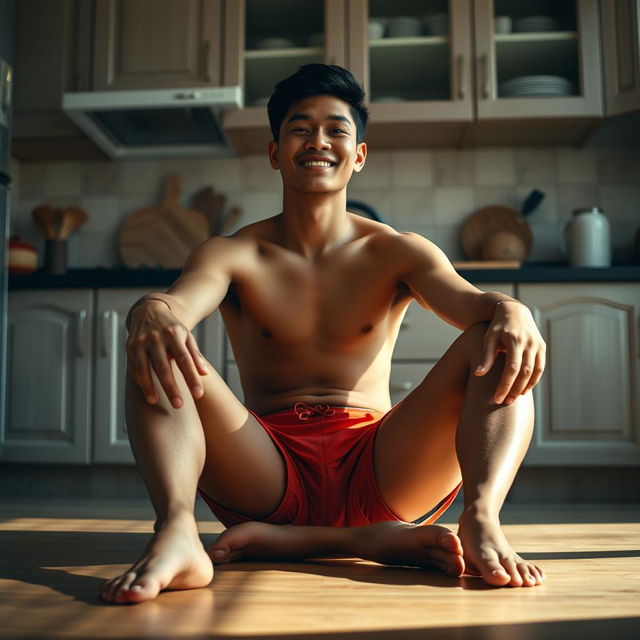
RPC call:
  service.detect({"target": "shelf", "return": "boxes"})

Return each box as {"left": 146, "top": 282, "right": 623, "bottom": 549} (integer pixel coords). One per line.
{"left": 369, "top": 36, "right": 449, "bottom": 48}
{"left": 495, "top": 31, "right": 579, "bottom": 86}
{"left": 244, "top": 46, "right": 323, "bottom": 59}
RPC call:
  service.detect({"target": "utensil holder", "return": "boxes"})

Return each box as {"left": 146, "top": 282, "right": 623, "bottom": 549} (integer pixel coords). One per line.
{"left": 44, "top": 239, "right": 68, "bottom": 275}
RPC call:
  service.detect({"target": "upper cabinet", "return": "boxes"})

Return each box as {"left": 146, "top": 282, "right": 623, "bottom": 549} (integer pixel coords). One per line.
{"left": 600, "top": 0, "right": 640, "bottom": 115}
{"left": 348, "top": 0, "right": 603, "bottom": 148}
{"left": 92, "top": 0, "right": 224, "bottom": 90}
{"left": 223, "top": 0, "right": 347, "bottom": 154}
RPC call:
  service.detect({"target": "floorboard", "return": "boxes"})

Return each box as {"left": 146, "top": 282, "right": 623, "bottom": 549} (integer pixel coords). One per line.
{"left": 0, "top": 499, "right": 639, "bottom": 639}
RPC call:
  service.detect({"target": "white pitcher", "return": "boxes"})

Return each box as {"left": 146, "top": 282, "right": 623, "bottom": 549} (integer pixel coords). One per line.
{"left": 562, "top": 207, "right": 611, "bottom": 267}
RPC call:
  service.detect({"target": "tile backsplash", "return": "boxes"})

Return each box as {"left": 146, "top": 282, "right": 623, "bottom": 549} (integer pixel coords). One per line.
{"left": 10, "top": 145, "right": 640, "bottom": 268}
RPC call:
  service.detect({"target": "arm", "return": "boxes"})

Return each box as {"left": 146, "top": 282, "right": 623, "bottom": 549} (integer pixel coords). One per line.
{"left": 397, "top": 232, "right": 546, "bottom": 405}
{"left": 126, "top": 236, "right": 236, "bottom": 408}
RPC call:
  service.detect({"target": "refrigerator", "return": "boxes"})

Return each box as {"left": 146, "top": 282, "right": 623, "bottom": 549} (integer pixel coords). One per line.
{"left": 0, "top": 0, "right": 15, "bottom": 441}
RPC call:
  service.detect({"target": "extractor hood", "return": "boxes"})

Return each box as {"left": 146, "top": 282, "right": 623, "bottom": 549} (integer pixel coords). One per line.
{"left": 62, "top": 86, "right": 242, "bottom": 159}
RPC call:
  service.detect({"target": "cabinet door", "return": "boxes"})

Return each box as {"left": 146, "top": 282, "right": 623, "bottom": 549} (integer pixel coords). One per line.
{"left": 473, "top": 0, "right": 603, "bottom": 120}
{"left": 347, "top": 0, "right": 473, "bottom": 148}
{"left": 93, "top": 288, "right": 225, "bottom": 464}
{"left": 223, "top": 0, "right": 348, "bottom": 154}
{"left": 601, "top": 0, "right": 640, "bottom": 115}
{"left": 93, "top": 0, "right": 223, "bottom": 90}
{"left": 2, "top": 289, "right": 93, "bottom": 464}
{"left": 518, "top": 283, "right": 640, "bottom": 466}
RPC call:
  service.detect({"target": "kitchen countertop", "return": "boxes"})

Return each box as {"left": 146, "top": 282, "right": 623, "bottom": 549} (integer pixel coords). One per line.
{"left": 8, "top": 263, "right": 640, "bottom": 289}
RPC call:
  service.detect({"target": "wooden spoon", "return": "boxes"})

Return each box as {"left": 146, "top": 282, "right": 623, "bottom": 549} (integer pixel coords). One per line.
{"left": 32, "top": 204, "right": 59, "bottom": 240}
{"left": 58, "top": 207, "right": 88, "bottom": 240}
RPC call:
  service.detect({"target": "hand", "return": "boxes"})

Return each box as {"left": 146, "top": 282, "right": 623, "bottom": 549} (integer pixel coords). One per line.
{"left": 473, "top": 301, "right": 546, "bottom": 405}
{"left": 126, "top": 300, "right": 208, "bottom": 408}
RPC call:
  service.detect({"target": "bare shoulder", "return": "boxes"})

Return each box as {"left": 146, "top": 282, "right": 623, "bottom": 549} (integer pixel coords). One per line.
{"left": 360, "top": 223, "right": 452, "bottom": 271}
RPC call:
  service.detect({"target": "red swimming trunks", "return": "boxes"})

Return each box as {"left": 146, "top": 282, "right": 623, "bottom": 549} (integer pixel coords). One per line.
{"left": 199, "top": 403, "right": 462, "bottom": 528}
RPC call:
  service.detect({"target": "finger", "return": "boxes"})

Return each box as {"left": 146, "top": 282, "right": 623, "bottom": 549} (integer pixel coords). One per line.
{"left": 474, "top": 331, "right": 498, "bottom": 376}
{"left": 521, "top": 349, "right": 546, "bottom": 395}
{"left": 128, "top": 346, "right": 157, "bottom": 404}
{"left": 172, "top": 342, "right": 204, "bottom": 400}
{"left": 148, "top": 347, "right": 183, "bottom": 409}
{"left": 495, "top": 347, "right": 524, "bottom": 404}
{"left": 186, "top": 331, "right": 209, "bottom": 377}
{"left": 504, "top": 352, "right": 536, "bottom": 401}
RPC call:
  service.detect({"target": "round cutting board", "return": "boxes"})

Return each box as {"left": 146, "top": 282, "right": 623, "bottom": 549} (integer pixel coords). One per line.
{"left": 461, "top": 205, "right": 532, "bottom": 260}
{"left": 119, "top": 174, "right": 210, "bottom": 269}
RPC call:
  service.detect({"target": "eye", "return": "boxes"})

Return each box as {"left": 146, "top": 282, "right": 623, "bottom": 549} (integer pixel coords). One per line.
{"left": 332, "top": 128, "right": 348, "bottom": 134}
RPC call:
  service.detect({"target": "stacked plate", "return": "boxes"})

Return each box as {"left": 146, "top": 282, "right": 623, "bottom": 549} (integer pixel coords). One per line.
{"left": 499, "top": 75, "right": 574, "bottom": 97}
{"left": 513, "top": 15, "right": 560, "bottom": 32}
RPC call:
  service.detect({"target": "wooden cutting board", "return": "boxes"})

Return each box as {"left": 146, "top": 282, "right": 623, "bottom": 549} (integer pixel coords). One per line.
{"left": 119, "top": 174, "right": 210, "bottom": 269}
{"left": 461, "top": 205, "right": 532, "bottom": 260}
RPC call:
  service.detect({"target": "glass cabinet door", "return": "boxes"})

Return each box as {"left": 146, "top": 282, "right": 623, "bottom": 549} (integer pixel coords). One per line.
{"left": 349, "top": 0, "right": 473, "bottom": 121}
{"left": 244, "top": 0, "right": 343, "bottom": 108}
{"left": 474, "top": 0, "right": 603, "bottom": 117}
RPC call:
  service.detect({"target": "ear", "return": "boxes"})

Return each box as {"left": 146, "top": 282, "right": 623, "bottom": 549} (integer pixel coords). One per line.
{"left": 352, "top": 142, "right": 367, "bottom": 173}
{"left": 268, "top": 140, "right": 279, "bottom": 169}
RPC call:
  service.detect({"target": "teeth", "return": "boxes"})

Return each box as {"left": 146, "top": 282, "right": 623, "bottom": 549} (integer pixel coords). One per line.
{"left": 302, "top": 161, "right": 332, "bottom": 167}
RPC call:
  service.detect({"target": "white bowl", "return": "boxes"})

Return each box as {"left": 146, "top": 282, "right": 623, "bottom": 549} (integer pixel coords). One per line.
{"left": 387, "top": 16, "right": 421, "bottom": 37}
{"left": 368, "top": 20, "right": 385, "bottom": 39}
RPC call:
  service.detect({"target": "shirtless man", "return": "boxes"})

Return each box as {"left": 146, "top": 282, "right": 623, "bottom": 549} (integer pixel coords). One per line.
{"left": 100, "top": 64, "right": 546, "bottom": 604}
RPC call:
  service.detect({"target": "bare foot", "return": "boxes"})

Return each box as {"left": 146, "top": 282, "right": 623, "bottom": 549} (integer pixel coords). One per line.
{"left": 457, "top": 508, "right": 545, "bottom": 587}
{"left": 100, "top": 511, "right": 214, "bottom": 604}
{"left": 210, "top": 521, "right": 465, "bottom": 578}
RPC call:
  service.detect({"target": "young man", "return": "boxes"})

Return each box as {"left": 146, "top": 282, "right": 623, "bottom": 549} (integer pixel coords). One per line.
{"left": 101, "top": 64, "right": 546, "bottom": 604}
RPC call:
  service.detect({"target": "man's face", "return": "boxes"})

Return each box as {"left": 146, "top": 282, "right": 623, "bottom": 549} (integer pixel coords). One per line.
{"left": 268, "top": 94, "right": 367, "bottom": 194}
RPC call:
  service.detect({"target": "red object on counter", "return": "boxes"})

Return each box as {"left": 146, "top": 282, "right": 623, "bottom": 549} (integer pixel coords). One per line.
{"left": 8, "top": 236, "right": 39, "bottom": 274}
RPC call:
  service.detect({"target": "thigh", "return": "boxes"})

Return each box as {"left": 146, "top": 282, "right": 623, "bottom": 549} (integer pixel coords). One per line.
{"left": 154, "top": 358, "right": 287, "bottom": 520}
{"left": 373, "top": 323, "right": 487, "bottom": 522}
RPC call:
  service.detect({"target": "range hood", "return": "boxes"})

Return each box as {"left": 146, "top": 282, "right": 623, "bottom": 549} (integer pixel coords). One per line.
{"left": 62, "top": 86, "right": 242, "bottom": 159}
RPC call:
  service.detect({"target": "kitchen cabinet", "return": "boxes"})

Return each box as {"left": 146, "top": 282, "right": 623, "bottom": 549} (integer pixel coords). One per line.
{"left": 11, "top": 0, "right": 99, "bottom": 160}
{"left": 1, "top": 288, "right": 225, "bottom": 464}
{"left": 92, "top": 0, "right": 225, "bottom": 90}
{"left": 347, "top": 0, "right": 603, "bottom": 149}
{"left": 601, "top": 0, "right": 640, "bottom": 115}
{"left": 223, "top": 0, "right": 348, "bottom": 155}
{"left": 517, "top": 282, "right": 640, "bottom": 466}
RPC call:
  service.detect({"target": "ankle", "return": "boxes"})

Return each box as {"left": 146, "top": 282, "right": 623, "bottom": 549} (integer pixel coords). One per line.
{"left": 460, "top": 502, "right": 500, "bottom": 522}
{"left": 154, "top": 506, "right": 196, "bottom": 530}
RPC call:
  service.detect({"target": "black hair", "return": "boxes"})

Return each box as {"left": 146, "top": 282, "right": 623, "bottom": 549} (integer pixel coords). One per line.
{"left": 267, "top": 64, "right": 369, "bottom": 144}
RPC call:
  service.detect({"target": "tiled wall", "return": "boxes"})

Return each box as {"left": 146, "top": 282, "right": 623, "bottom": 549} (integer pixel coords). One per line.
{"left": 10, "top": 145, "right": 640, "bottom": 268}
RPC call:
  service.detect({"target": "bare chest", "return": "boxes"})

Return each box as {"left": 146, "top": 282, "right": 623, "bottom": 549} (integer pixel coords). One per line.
{"left": 222, "top": 250, "right": 407, "bottom": 347}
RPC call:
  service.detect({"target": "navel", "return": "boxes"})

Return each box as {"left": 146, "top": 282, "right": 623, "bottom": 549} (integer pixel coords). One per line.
{"left": 361, "top": 324, "right": 373, "bottom": 334}
{"left": 261, "top": 329, "right": 274, "bottom": 339}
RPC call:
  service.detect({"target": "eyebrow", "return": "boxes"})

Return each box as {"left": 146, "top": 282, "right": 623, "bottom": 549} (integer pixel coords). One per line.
{"left": 286, "top": 113, "right": 352, "bottom": 126}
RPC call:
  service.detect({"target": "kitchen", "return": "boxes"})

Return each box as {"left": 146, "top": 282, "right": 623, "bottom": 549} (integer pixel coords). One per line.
{"left": 1, "top": 0, "right": 640, "bottom": 637}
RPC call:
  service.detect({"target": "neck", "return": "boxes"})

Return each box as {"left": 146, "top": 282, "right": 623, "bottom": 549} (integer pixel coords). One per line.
{"left": 279, "top": 187, "right": 352, "bottom": 257}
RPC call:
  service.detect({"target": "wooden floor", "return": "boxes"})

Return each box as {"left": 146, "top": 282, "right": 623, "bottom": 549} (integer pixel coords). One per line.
{"left": 1, "top": 499, "right": 639, "bottom": 640}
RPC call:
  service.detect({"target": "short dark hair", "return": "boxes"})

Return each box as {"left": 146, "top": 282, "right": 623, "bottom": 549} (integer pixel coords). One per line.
{"left": 267, "top": 64, "right": 369, "bottom": 144}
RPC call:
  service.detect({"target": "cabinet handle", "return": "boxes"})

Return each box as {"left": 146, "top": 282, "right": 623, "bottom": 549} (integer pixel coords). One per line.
{"left": 76, "top": 310, "right": 87, "bottom": 357}
{"left": 481, "top": 54, "right": 490, "bottom": 99}
{"left": 390, "top": 381, "right": 413, "bottom": 392}
{"left": 456, "top": 54, "right": 465, "bottom": 100}
{"left": 101, "top": 310, "right": 112, "bottom": 357}
{"left": 203, "top": 40, "right": 212, "bottom": 81}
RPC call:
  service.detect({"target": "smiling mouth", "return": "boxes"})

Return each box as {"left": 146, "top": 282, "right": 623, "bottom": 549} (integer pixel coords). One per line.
{"left": 299, "top": 160, "right": 336, "bottom": 168}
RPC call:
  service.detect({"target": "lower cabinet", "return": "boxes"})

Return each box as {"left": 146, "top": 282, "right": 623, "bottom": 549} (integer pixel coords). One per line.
{"left": 518, "top": 282, "right": 640, "bottom": 466}
{"left": 2, "top": 288, "right": 224, "bottom": 464}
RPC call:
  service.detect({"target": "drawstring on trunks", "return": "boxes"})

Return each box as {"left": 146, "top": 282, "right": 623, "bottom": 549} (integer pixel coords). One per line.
{"left": 293, "top": 402, "right": 336, "bottom": 421}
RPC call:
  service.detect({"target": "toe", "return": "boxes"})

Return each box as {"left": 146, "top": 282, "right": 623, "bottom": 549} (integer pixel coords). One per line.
{"left": 517, "top": 563, "right": 535, "bottom": 587}
{"left": 124, "top": 576, "right": 161, "bottom": 603}
{"left": 501, "top": 558, "right": 523, "bottom": 587}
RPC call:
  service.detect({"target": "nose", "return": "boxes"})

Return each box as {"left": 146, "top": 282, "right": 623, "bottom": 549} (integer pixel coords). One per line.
{"left": 305, "top": 129, "right": 331, "bottom": 150}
